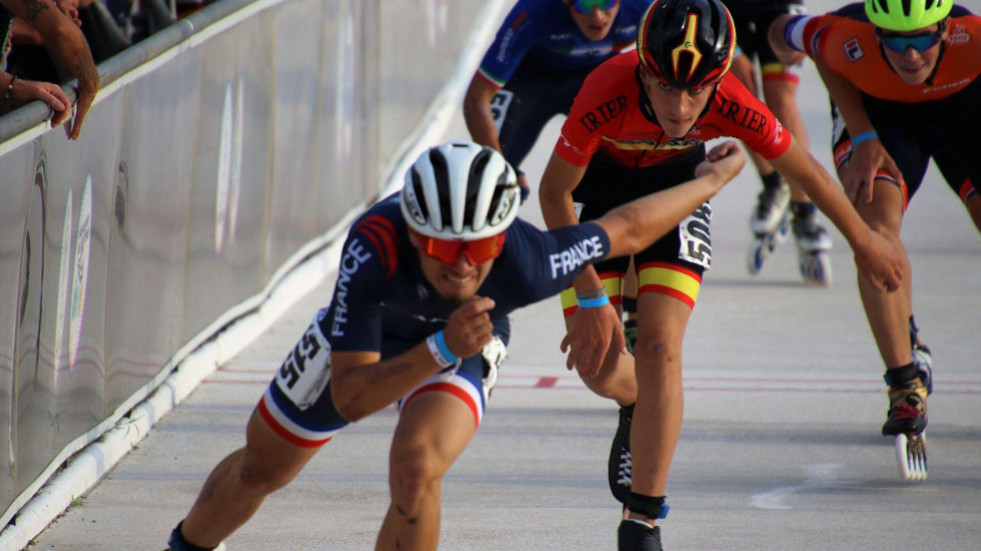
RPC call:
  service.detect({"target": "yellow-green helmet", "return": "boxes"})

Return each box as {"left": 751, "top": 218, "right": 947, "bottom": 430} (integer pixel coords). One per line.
{"left": 865, "top": 0, "right": 953, "bottom": 31}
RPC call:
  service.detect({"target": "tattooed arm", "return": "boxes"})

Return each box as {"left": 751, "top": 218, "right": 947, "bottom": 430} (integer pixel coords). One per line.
{"left": 1, "top": 0, "right": 99, "bottom": 138}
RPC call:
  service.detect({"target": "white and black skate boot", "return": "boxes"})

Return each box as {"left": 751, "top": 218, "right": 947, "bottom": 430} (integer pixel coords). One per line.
{"left": 790, "top": 204, "right": 833, "bottom": 286}
{"left": 746, "top": 180, "right": 791, "bottom": 275}
{"left": 609, "top": 404, "right": 634, "bottom": 505}
{"left": 882, "top": 364, "right": 929, "bottom": 481}
{"left": 618, "top": 520, "right": 663, "bottom": 551}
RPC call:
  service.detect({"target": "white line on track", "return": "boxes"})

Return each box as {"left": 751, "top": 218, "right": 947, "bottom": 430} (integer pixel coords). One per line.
{"left": 750, "top": 463, "right": 843, "bottom": 510}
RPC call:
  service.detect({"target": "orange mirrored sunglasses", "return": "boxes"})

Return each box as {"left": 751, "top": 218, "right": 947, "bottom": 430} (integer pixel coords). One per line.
{"left": 412, "top": 230, "right": 507, "bottom": 266}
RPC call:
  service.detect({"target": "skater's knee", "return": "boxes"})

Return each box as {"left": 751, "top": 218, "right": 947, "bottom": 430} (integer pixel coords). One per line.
{"left": 634, "top": 336, "right": 682, "bottom": 370}
{"left": 237, "top": 453, "right": 299, "bottom": 495}
{"left": 390, "top": 447, "right": 444, "bottom": 502}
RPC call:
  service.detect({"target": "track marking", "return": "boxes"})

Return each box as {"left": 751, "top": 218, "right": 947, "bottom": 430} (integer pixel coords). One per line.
{"left": 750, "top": 463, "right": 843, "bottom": 510}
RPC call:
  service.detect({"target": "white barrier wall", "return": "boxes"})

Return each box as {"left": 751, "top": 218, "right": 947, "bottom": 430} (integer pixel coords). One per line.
{"left": 0, "top": 0, "right": 486, "bottom": 529}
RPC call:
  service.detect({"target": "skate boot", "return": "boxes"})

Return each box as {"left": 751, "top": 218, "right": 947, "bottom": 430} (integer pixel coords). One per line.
{"left": 618, "top": 520, "right": 663, "bottom": 551}
{"left": 608, "top": 404, "right": 634, "bottom": 505}
{"left": 882, "top": 364, "right": 929, "bottom": 481}
{"left": 167, "top": 522, "right": 227, "bottom": 550}
{"left": 909, "top": 315, "right": 933, "bottom": 395}
{"left": 746, "top": 179, "right": 791, "bottom": 275}
{"left": 790, "top": 203, "right": 833, "bottom": 286}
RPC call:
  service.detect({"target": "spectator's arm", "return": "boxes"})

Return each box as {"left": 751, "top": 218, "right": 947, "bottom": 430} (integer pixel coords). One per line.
{"left": 0, "top": 0, "right": 100, "bottom": 139}
{"left": 10, "top": 16, "right": 47, "bottom": 45}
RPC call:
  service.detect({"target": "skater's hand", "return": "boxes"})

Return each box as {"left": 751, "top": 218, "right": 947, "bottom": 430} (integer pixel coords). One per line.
{"left": 841, "top": 139, "right": 905, "bottom": 205}
{"left": 560, "top": 303, "right": 625, "bottom": 378}
{"left": 444, "top": 296, "right": 496, "bottom": 359}
{"left": 697, "top": 141, "right": 746, "bottom": 188}
{"left": 853, "top": 230, "right": 903, "bottom": 292}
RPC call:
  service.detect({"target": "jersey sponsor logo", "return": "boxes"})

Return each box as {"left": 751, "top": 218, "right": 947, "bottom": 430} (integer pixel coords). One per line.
{"left": 497, "top": 11, "right": 530, "bottom": 62}
{"left": 497, "top": 28, "right": 516, "bottom": 62}
{"left": 579, "top": 95, "right": 629, "bottom": 132}
{"left": 331, "top": 239, "right": 373, "bottom": 337}
{"left": 947, "top": 25, "right": 970, "bottom": 45}
{"left": 843, "top": 38, "right": 864, "bottom": 61}
{"left": 921, "top": 77, "right": 970, "bottom": 95}
{"left": 549, "top": 235, "right": 605, "bottom": 278}
{"left": 715, "top": 97, "right": 769, "bottom": 135}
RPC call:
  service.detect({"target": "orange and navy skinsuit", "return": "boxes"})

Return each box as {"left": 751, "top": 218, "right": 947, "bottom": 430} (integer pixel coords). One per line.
{"left": 552, "top": 51, "right": 791, "bottom": 314}
{"left": 797, "top": 3, "right": 981, "bottom": 207}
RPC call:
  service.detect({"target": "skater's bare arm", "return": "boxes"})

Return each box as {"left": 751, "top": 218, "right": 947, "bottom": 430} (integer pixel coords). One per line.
{"left": 330, "top": 296, "right": 495, "bottom": 421}
{"left": 596, "top": 142, "right": 746, "bottom": 258}
{"left": 463, "top": 73, "right": 504, "bottom": 153}
{"left": 540, "top": 152, "right": 623, "bottom": 375}
{"left": 815, "top": 60, "right": 905, "bottom": 205}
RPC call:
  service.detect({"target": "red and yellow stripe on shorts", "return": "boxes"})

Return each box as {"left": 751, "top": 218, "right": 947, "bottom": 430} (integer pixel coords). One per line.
{"left": 637, "top": 261, "right": 702, "bottom": 309}
{"left": 559, "top": 271, "right": 622, "bottom": 317}
{"left": 761, "top": 61, "right": 800, "bottom": 85}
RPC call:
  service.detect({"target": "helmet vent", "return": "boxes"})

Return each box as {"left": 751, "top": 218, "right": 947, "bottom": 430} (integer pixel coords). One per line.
{"left": 428, "top": 148, "right": 451, "bottom": 229}
{"left": 408, "top": 169, "right": 429, "bottom": 223}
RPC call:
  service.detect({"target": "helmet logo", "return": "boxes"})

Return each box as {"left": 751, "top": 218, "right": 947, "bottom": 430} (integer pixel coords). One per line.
{"left": 672, "top": 13, "right": 703, "bottom": 81}
{"left": 488, "top": 187, "right": 518, "bottom": 226}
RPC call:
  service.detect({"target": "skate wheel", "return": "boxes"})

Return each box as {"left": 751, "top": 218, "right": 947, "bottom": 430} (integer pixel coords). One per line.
{"left": 747, "top": 240, "right": 765, "bottom": 275}
{"left": 799, "top": 252, "right": 832, "bottom": 287}
{"left": 895, "top": 432, "right": 928, "bottom": 482}
{"left": 776, "top": 212, "right": 791, "bottom": 240}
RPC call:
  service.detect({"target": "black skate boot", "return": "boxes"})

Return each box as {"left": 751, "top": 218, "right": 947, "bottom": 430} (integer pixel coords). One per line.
{"left": 608, "top": 404, "right": 634, "bottom": 505}
{"left": 618, "top": 520, "right": 663, "bottom": 551}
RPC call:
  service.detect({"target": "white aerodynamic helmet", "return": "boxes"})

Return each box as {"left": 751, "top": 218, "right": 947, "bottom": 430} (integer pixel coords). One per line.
{"left": 400, "top": 142, "right": 520, "bottom": 240}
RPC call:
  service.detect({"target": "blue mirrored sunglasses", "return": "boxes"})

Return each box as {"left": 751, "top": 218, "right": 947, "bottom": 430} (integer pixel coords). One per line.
{"left": 570, "top": 0, "right": 619, "bottom": 14}
{"left": 878, "top": 31, "right": 942, "bottom": 53}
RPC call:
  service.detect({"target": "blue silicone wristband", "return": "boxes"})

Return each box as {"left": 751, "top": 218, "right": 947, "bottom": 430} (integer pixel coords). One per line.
{"left": 578, "top": 294, "right": 610, "bottom": 309}
{"left": 850, "top": 130, "right": 878, "bottom": 147}
{"left": 434, "top": 330, "right": 459, "bottom": 363}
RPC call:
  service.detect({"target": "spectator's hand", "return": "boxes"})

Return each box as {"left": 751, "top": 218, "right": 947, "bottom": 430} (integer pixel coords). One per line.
{"left": 853, "top": 230, "right": 903, "bottom": 292}
{"left": 55, "top": 0, "right": 82, "bottom": 27}
{"left": 443, "top": 296, "right": 496, "bottom": 359}
{"left": 10, "top": 78, "right": 71, "bottom": 126}
{"left": 840, "top": 139, "right": 905, "bottom": 205}
{"left": 67, "top": 80, "right": 98, "bottom": 140}
{"left": 560, "top": 303, "right": 624, "bottom": 378}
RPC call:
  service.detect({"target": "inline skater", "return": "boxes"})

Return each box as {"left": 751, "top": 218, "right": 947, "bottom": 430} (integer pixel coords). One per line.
{"left": 721, "top": 0, "right": 832, "bottom": 284}
{"left": 769, "top": 0, "right": 981, "bottom": 480}
{"left": 538, "top": 0, "right": 904, "bottom": 548}
{"left": 464, "top": 0, "right": 655, "bottom": 347}
{"left": 464, "top": 0, "right": 653, "bottom": 200}
{"left": 166, "top": 140, "right": 748, "bottom": 551}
